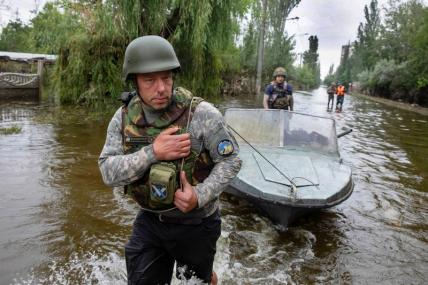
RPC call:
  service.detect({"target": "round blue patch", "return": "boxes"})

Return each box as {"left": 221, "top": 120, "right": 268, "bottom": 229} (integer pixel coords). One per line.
{"left": 217, "top": 140, "right": 234, "bottom": 156}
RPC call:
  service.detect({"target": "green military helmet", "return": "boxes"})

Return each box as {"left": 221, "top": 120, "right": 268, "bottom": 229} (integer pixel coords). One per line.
{"left": 273, "top": 67, "right": 286, "bottom": 78}
{"left": 122, "top": 35, "right": 181, "bottom": 82}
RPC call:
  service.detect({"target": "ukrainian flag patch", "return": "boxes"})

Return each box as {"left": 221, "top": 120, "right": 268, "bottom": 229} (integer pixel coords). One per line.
{"left": 217, "top": 140, "right": 234, "bottom": 156}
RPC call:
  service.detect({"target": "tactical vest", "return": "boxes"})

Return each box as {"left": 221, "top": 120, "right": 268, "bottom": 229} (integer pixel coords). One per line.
{"left": 121, "top": 87, "right": 214, "bottom": 212}
{"left": 270, "top": 83, "right": 291, "bottom": 109}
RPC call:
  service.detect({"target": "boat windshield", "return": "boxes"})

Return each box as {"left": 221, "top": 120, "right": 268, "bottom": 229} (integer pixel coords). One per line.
{"left": 224, "top": 109, "right": 338, "bottom": 153}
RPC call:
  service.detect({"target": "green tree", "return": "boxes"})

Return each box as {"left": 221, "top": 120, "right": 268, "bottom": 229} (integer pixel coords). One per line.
{"left": 294, "top": 65, "right": 316, "bottom": 90}
{"left": 252, "top": 0, "right": 301, "bottom": 93}
{"left": 300, "top": 35, "right": 320, "bottom": 88}
{"left": 337, "top": 0, "right": 381, "bottom": 86}
{"left": 380, "top": 0, "right": 425, "bottom": 62}
{"left": 240, "top": 20, "right": 258, "bottom": 71}
{"left": 50, "top": 0, "right": 249, "bottom": 105}
{"left": 0, "top": 20, "right": 32, "bottom": 52}
{"left": 353, "top": 0, "right": 382, "bottom": 72}
{"left": 323, "top": 64, "right": 335, "bottom": 85}
{"left": 264, "top": 0, "right": 299, "bottom": 84}
{"left": 29, "top": 3, "right": 81, "bottom": 54}
{"left": 303, "top": 36, "right": 318, "bottom": 71}
{"left": 410, "top": 5, "right": 428, "bottom": 104}
{"left": 336, "top": 43, "right": 352, "bottom": 85}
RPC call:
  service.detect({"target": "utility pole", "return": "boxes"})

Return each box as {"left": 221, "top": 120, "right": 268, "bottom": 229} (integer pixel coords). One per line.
{"left": 255, "top": 15, "right": 299, "bottom": 94}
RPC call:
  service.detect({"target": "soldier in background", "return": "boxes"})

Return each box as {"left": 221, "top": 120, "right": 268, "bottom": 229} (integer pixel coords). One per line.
{"left": 326, "top": 83, "right": 336, "bottom": 111}
{"left": 263, "top": 67, "right": 294, "bottom": 111}
{"left": 98, "top": 35, "right": 241, "bottom": 284}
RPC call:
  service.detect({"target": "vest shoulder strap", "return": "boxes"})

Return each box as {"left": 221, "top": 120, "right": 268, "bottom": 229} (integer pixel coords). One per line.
{"left": 119, "top": 91, "right": 137, "bottom": 106}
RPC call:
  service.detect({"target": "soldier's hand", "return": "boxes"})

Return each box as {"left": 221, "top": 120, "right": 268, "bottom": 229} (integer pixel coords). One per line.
{"left": 174, "top": 171, "right": 198, "bottom": 213}
{"left": 153, "top": 127, "right": 191, "bottom": 160}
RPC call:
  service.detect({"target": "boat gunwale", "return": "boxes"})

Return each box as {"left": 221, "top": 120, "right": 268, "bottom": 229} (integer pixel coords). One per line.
{"left": 230, "top": 177, "right": 354, "bottom": 209}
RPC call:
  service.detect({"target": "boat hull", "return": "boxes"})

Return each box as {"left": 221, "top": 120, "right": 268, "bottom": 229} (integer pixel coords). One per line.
{"left": 226, "top": 176, "right": 353, "bottom": 227}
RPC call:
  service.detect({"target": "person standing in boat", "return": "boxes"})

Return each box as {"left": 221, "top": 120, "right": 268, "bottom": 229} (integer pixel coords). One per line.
{"left": 326, "top": 83, "right": 336, "bottom": 111}
{"left": 263, "top": 67, "right": 294, "bottom": 111}
{"left": 335, "top": 83, "right": 346, "bottom": 112}
{"left": 98, "top": 35, "right": 241, "bottom": 285}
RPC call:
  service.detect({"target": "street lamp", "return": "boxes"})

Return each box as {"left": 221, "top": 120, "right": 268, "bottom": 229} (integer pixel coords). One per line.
{"left": 296, "top": 33, "right": 309, "bottom": 37}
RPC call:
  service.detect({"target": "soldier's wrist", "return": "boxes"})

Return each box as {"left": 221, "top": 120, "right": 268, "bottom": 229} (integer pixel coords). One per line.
{"left": 193, "top": 184, "right": 209, "bottom": 208}
{"left": 143, "top": 144, "right": 159, "bottom": 164}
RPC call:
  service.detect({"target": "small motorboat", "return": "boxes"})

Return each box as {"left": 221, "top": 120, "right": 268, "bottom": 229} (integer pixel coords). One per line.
{"left": 224, "top": 108, "right": 353, "bottom": 227}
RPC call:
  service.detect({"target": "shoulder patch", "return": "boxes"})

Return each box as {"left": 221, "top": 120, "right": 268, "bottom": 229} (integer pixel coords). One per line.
{"left": 217, "top": 139, "right": 234, "bottom": 156}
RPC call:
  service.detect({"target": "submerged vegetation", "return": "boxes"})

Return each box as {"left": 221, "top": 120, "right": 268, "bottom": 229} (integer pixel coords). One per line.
{"left": 0, "top": 125, "right": 22, "bottom": 135}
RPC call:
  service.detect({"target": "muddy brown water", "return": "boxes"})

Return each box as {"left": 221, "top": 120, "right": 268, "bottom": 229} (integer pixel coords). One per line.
{"left": 0, "top": 87, "right": 427, "bottom": 284}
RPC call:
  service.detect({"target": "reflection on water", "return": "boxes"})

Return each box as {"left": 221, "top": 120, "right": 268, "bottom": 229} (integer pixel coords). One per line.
{"left": 0, "top": 88, "right": 427, "bottom": 284}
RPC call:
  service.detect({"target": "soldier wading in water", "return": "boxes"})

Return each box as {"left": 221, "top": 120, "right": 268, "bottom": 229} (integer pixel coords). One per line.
{"left": 263, "top": 67, "right": 294, "bottom": 111}
{"left": 99, "top": 35, "right": 242, "bottom": 284}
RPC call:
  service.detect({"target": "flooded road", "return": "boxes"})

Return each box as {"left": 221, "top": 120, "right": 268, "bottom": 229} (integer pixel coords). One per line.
{"left": 1, "top": 87, "right": 427, "bottom": 284}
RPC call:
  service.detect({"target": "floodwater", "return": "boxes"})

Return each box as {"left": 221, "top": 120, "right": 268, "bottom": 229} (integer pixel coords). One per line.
{"left": 0, "top": 87, "right": 427, "bottom": 284}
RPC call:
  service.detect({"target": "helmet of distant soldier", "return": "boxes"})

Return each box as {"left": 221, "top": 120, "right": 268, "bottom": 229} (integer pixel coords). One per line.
{"left": 122, "top": 35, "right": 181, "bottom": 82}
{"left": 273, "top": 67, "right": 286, "bottom": 78}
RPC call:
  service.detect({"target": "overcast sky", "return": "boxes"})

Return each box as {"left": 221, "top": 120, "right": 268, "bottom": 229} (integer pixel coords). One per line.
{"left": 0, "top": 0, "right": 424, "bottom": 78}
{"left": 286, "top": 0, "right": 394, "bottom": 78}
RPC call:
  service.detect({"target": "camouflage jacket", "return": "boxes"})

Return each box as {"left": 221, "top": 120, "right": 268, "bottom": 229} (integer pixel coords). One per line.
{"left": 98, "top": 88, "right": 242, "bottom": 218}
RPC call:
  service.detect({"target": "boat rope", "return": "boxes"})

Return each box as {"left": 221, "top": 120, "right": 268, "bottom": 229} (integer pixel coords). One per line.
{"left": 291, "top": 176, "right": 317, "bottom": 187}
{"left": 179, "top": 96, "right": 195, "bottom": 191}
{"left": 227, "top": 124, "right": 298, "bottom": 192}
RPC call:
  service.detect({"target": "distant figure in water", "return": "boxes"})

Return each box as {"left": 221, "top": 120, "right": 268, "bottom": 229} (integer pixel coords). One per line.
{"left": 335, "top": 83, "right": 346, "bottom": 112}
{"left": 326, "top": 83, "right": 336, "bottom": 111}
{"left": 98, "top": 35, "right": 241, "bottom": 285}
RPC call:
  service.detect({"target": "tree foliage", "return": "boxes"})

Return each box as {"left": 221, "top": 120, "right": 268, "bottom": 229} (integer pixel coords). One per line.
{"left": 48, "top": 0, "right": 250, "bottom": 105}
{"left": 243, "top": 0, "right": 302, "bottom": 92}
{"left": 0, "top": 20, "right": 32, "bottom": 52}
{"left": 0, "top": 0, "right": 320, "bottom": 105}
{"left": 335, "top": 0, "right": 428, "bottom": 106}
{"left": 323, "top": 64, "right": 335, "bottom": 85}
{"left": 301, "top": 35, "right": 320, "bottom": 87}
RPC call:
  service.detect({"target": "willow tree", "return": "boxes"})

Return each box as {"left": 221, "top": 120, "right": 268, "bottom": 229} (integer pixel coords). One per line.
{"left": 164, "top": 0, "right": 247, "bottom": 96}
{"left": 49, "top": 0, "right": 248, "bottom": 106}
{"left": 49, "top": 1, "right": 126, "bottom": 106}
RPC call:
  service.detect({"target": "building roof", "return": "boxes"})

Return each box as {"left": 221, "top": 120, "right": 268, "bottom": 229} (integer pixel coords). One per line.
{"left": 0, "top": 51, "right": 56, "bottom": 61}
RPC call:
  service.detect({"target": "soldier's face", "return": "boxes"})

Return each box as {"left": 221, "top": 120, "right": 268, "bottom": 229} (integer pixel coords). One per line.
{"left": 136, "top": 71, "right": 174, "bottom": 110}
{"left": 275, "top": 75, "right": 285, "bottom": 84}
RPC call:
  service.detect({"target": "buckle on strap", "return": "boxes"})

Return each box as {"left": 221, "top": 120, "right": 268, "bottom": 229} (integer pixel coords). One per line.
{"left": 158, "top": 214, "right": 165, "bottom": 222}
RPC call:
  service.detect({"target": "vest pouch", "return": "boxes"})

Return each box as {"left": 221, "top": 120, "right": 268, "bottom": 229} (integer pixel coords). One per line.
{"left": 149, "top": 162, "right": 177, "bottom": 207}
{"left": 272, "top": 96, "right": 289, "bottom": 109}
